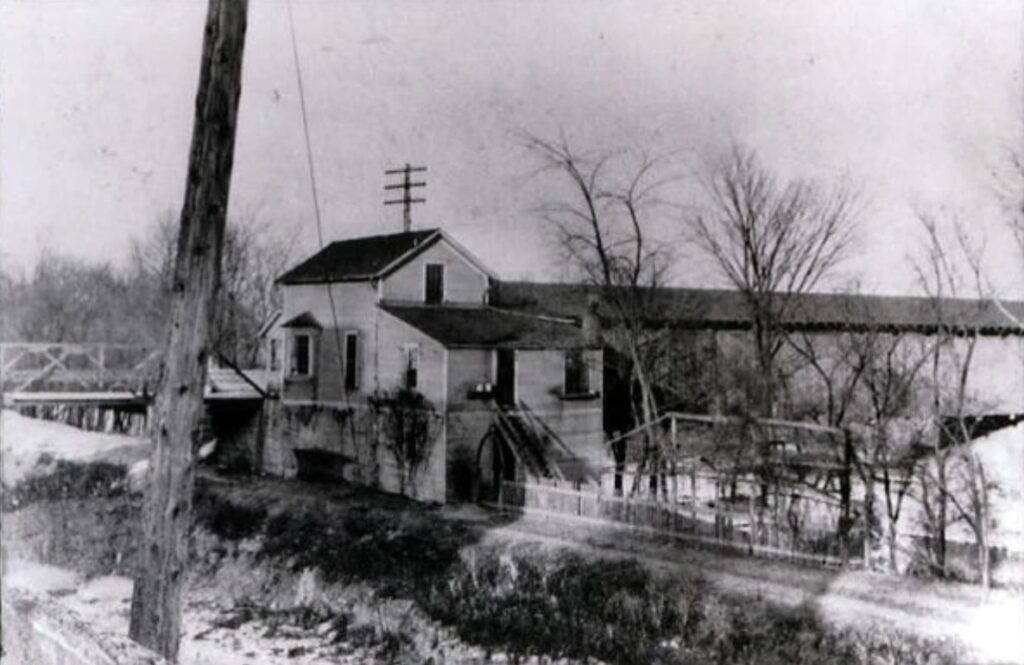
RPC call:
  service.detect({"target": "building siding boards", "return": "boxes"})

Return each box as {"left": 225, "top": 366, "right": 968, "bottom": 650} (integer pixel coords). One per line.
{"left": 446, "top": 349, "right": 493, "bottom": 406}
{"left": 279, "top": 282, "right": 378, "bottom": 404}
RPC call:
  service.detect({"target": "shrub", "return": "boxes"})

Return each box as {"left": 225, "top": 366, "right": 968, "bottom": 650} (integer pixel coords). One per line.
{"left": 193, "top": 488, "right": 267, "bottom": 540}
{"left": 4, "top": 460, "right": 127, "bottom": 508}
{"left": 420, "top": 546, "right": 965, "bottom": 665}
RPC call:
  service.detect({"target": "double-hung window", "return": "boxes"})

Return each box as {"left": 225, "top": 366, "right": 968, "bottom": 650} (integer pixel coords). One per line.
{"left": 290, "top": 333, "right": 314, "bottom": 377}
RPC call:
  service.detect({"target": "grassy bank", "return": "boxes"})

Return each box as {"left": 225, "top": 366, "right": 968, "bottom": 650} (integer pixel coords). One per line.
{"left": 3, "top": 460, "right": 969, "bottom": 664}
{"left": 195, "top": 480, "right": 966, "bottom": 665}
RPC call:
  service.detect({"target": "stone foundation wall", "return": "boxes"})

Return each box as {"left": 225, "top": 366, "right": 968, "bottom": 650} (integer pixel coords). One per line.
{"left": 260, "top": 400, "right": 447, "bottom": 502}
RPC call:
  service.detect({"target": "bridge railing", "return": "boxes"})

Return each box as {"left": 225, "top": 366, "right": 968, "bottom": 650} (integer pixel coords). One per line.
{"left": 0, "top": 342, "right": 161, "bottom": 394}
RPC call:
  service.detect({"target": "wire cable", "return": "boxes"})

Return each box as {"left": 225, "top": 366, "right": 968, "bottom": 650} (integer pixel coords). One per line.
{"left": 286, "top": 0, "right": 352, "bottom": 406}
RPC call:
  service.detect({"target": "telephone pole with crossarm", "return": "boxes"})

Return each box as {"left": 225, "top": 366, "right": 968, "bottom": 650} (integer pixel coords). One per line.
{"left": 384, "top": 163, "right": 426, "bottom": 231}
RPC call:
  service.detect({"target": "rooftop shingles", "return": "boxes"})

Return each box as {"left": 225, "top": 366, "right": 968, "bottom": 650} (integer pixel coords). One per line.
{"left": 277, "top": 230, "right": 439, "bottom": 284}
{"left": 381, "top": 304, "right": 593, "bottom": 349}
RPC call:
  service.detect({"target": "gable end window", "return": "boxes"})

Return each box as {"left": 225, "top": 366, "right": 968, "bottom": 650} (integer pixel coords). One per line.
{"left": 425, "top": 263, "right": 445, "bottom": 304}
{"left": 344, "top": 332, "right": 360, "bottom": 391}
{"left": 563, "top": 349, "right": 589, "bottom": 396}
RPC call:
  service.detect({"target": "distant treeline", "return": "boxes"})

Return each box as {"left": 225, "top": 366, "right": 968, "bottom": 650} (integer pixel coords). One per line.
{"left": 0, "top": 214, "right": 294, "bottom": 367}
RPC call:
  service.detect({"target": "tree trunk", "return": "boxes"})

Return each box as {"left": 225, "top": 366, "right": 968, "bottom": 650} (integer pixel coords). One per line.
{"left": 128, "top": 1, "right": 247, "bottom": 659}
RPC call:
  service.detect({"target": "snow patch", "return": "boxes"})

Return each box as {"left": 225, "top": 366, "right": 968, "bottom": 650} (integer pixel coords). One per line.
{"left": 1, "top": 409, "right": 148, "bottom": 485}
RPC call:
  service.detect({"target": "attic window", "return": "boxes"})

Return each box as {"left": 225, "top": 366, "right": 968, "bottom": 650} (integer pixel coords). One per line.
{"left": 425, "top": 263, "right": 445, "bottom": 304}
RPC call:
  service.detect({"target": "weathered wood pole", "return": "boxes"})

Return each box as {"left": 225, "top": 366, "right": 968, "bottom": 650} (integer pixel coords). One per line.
{"left": 128, "top": 0, "right": 247, "bottom": 659}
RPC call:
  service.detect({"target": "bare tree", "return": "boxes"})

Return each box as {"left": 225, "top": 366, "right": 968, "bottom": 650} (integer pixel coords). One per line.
{"left": 990, "top": 136, "right": 1024, "bottom": 329}
{"left": 692, "top": 146, "right": 859, "bottom": 419}
{"left": 914, "top": 213, "right": 996, "bottom": 587}
{"left": 369, "top": 388, "right": 443, "bottom": 498}
{"left": 521, "top": 132, "right": 676, "bottom": 498}
{"left": 129, "top": 212, "right": 294, "bottom": 364}
{"left": 14, "top": 251, "right": 129, "bottom": 343}
{"left": 849, "top": 328, "right": 932, "bottom": 573}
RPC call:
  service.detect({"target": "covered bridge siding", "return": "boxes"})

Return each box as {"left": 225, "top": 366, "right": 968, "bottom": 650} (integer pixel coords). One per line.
{"left": 493, "top": 282, "right": 1024, "bottom": 416}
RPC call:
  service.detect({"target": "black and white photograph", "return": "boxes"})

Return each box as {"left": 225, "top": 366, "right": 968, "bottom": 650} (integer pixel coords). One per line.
{"left": 1, "top": 1, "right": 1022, "bottom": 663}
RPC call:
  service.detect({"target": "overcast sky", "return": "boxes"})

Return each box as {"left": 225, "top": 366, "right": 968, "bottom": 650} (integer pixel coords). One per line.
{"left": 1, "top": 0, "right": 1021, "bottom": 296}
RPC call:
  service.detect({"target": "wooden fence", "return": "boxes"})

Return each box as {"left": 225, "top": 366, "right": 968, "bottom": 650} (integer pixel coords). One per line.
{"left": 497, "top": 478, "right": 863, "bottom": 567}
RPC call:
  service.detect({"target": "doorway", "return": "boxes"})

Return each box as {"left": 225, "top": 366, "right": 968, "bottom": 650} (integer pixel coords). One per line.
{"left": 495, "top": 349, "right": 516, "bottom": 407}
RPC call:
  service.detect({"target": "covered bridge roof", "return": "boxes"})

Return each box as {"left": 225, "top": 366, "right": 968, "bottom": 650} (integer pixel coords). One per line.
{"left": 491, "top": 281, "right": 1024, "bottom": 335}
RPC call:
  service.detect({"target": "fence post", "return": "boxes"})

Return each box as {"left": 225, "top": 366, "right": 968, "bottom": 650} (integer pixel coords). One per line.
{"left": 839, "top": 430, "right": 853, "bottom": 567}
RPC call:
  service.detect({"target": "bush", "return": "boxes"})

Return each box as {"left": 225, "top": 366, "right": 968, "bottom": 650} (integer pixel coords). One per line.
{"left": 420, "top": 546, "right": 965, "bottom": 665}
{"left": 200, "top": 488, "right": 967, "bottom": 664}
{"left": 259, "top": 505, "right": 470, "bottom": 594}
{"left": 4, "top": 460, "right": 127, "bottom": 508}
{"left": 193, "top": 487, "right": 267, "bottom": 540}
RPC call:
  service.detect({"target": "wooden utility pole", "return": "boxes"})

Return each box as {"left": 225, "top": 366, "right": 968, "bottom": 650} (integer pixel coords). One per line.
{"left": 384, "top": 164, "right": 426, "bottom": 231}
{"left": 128, "top": 0, "right": 247, "bottom": 659}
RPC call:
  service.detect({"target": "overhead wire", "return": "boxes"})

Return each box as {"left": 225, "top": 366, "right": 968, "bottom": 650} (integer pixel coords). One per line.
{"left": 285, "top": 0, "right": 352, "bottom": 406}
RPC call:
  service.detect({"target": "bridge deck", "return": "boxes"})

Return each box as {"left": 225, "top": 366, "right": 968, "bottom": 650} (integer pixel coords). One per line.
{"left": 3, "top": 391, "right": 150, "bottom": 407}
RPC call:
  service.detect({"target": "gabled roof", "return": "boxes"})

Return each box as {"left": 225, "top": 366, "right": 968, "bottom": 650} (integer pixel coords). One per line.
{"left": 281, "top": 311, "right": 322, "bottom": 329}
{"left": 278, "top": 230, "right": 441, "bottom": 284}
{"left": 491, "top": 281, "right": 1024, "bottom": 335}
{"left": 381, "top": 304, "right": 595, "bottom": 349}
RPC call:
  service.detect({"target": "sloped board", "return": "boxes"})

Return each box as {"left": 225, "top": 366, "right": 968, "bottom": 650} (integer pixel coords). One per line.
{"left": 444, "top": 348, "right": 607, "bottom": 499}
{"left": 380, "top": 239, "right": 489, "bottom": 304}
